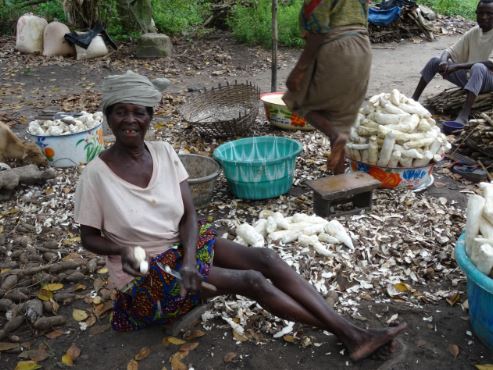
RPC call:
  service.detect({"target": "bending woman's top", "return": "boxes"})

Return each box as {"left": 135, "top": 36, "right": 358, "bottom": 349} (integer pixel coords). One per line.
{"left": 74, "top": 141, "right": 189, "bottom": 288}
{"left": 301, "top": 0, "right": 369, "bottom": 34}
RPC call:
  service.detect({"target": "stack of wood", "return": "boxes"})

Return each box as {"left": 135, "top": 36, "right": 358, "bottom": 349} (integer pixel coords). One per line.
{"left": 426, "top": 88, "right": 493, "bottom": 116}
{"left": 369, "top": 5, "right": 435, "bottom": 43}
{"left": 455, "top": 112, "right": 493, "bottom": 167}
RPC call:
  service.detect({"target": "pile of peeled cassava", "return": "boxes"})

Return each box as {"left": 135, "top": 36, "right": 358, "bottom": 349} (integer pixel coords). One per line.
{"left": 28, "top": 111, "right": 103, "bottom": 136}
{"left": 465, "top": 182, "right": 493, "bottom": 277}
{"left": 347, "top": 90, "right": 451, "bottom": 168}
{"left": 234, "top": 211, "right": 354, "bottom": 257}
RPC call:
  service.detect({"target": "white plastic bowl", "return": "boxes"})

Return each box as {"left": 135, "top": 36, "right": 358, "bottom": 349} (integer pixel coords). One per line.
{"left": 260, "top": 92, "right": 314, "bottom": 131}
{"left": 29, "top": 124, "right": 104, "bottom": 167}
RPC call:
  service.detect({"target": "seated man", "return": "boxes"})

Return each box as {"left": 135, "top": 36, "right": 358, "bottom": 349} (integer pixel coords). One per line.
{"left": 412, "top": 0, "right": 493, "bottom": 123}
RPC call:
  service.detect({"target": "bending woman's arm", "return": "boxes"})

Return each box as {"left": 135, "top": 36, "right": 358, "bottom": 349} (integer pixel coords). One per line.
{"left": 286, "top": 33, "right": 326, "bottom": 92}
{"left": 177, "top": 180, "right": 202, "bottom": 293}
{"left": 80, "top": 225, "right": 141, "bottom": 276}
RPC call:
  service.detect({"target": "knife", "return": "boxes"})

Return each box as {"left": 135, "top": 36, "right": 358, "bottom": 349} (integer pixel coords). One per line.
{"left": 156, "top": 261, "right": 217, "bottom": 292}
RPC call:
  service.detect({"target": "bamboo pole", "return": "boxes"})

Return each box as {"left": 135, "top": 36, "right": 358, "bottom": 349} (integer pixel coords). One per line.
{"left": 271, "top": 0, "right": 278, "bottom": 92}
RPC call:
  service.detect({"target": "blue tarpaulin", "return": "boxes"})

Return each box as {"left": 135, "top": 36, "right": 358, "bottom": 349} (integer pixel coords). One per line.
{"left": 368, "top": 6, "right": 401, "bottom": 26}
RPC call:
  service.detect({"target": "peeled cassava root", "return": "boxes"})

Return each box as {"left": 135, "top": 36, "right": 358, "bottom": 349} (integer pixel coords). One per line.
{"left": 464, "top": 182, "right": 493, "bottom": 277}
{"left": 234, "top": 212, "right": 354, "bottom": 257}
{"left": 349, "top": 90, "right": 451, "bottom": 168}
{"left": 134, "top": 246, "right": 149, "bottom": 274}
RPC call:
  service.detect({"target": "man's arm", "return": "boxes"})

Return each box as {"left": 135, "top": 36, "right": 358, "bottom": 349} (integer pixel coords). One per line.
{"left": 439, "top": 50, "right": 452, "bottom": 63}
{"left": 445, "top": 60, "right": 493, "bottom": 75}
{"left": 437, "top": 50, "right": 452, "bottom": 74}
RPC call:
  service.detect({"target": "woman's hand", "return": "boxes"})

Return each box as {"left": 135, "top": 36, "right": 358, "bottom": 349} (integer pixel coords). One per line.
{"left": 179, "top": 263, "right": 202, "bottom": 297}
{"left": 120, "top": 246, "right": 145, "bottom": 277}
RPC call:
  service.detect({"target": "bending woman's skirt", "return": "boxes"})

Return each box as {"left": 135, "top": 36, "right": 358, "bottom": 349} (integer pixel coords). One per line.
{"left": 111, "top": 222, "right": 216, "bottom": 332}
{"left": 283, "top": 27, "right": 372, "bottom": 135}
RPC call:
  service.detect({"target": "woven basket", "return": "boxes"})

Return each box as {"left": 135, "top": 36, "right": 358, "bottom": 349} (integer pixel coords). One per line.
{"left": 180, "top": 81, "right": 260, "bottom": 138}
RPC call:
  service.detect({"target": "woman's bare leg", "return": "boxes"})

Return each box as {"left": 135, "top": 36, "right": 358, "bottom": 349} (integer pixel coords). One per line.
{"left": 204, "top": 266, "right": 325, "bottom": 327}
{"left": 211, "top": 239, "right": 407, "bottom": 361}
{"left": 305, "top": 111, "right": 347, "bottom": 174}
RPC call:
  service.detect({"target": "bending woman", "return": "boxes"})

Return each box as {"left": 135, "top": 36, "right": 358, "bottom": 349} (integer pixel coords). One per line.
{"left": 74, "top": 71, "right": 405, "bottom": 362}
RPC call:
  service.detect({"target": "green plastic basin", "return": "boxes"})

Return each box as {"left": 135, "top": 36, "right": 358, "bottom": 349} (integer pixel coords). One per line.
{"left": 213, "top": 136, "right": 303, "bottom": 200}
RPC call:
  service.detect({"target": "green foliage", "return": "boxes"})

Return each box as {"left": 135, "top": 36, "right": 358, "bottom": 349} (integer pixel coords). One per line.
{"left": 0, "top": 0, "right": 210, "bottom": 39}
{"left": 0, "top": 0, "right": 478, "bottom": 42}
{"left": 228, "top": 0, "right": 304, "bottom": 48}
{"left": 418, "top": 0, "right": 477, "bottom": 19}
{"left": 0, "top": 0, "right": 65, "bottom": 35}
{"left": 99, "top": 0, "right": 129, "bottom": 40}
{"left": 0, "top": 4, "right": 21, "bottom": 34}
{"left": 151, "top": 0, "right": 210, "bottom": 36}
{"left": 36, "top": 0, "right": 66, "bottom": 22}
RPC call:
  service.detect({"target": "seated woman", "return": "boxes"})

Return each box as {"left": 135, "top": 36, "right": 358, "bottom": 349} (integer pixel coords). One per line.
{"left": 74, "top": 70, "right": 406, "bottom": 362}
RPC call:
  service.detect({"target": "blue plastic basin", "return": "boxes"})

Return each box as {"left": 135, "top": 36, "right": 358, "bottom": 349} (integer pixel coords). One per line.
{"left": 442, "top": 121, "right": 464, "bottom": 135}
{"left": 213, "top": 136, "right": 303, "bottom": 200}
{"left": 455, "top": 233, "right": 493, "bottom": 351}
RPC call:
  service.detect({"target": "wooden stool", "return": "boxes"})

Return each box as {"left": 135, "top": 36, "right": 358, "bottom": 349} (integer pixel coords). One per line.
{"left": 307, "top": 172, "right": 381, "bottom": 217}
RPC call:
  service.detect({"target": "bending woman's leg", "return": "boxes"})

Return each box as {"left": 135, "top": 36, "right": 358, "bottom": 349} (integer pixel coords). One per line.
{"left": 210, "top": 239, "right": 406, "bottom": 361}
{"left": 305, "top": 111, "right": 347, "bottom": 175}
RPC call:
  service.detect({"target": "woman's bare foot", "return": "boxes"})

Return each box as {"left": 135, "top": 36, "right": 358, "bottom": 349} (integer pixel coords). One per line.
{"left": 327, "top": 133, "right": 348, "bottom": 174}
{"left": 346, "top": 322, "right": 407, "bottom": 362}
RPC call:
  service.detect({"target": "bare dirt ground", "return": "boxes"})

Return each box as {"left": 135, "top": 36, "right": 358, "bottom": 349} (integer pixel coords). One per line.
{"left": 0, "top": 31, "right": 492, "bottom": 370}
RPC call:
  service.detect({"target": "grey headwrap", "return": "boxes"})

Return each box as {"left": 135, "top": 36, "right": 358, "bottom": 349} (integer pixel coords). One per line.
{"left": 101, "top": 70, "right": 170, "bottom": 114}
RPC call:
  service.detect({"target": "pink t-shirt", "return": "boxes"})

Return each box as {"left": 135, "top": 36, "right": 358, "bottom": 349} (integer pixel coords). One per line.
{"left": 73, "top": 141, "right": 189, "bottom": 289}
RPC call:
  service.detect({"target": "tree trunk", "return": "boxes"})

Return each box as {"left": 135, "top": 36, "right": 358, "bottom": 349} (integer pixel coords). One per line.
{"left": 116, "top": 0, "right": 157, "bottom": 34}
{"left": 62, "top": 0, "right": 101, "bottom": 29}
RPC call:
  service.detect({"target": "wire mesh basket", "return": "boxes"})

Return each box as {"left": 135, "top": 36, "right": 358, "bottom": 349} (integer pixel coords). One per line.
{"left": 179, "top": 81, "right": 260, "bottom": 138}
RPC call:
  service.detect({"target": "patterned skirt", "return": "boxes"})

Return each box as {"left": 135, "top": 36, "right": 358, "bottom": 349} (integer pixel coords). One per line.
{"left": 111, "top": 222, "right": 216, "bottom": 332}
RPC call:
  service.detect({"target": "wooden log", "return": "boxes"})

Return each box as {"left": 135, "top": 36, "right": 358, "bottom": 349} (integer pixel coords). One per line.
{"left": 271, "top": 0, "right": 278, "bottom": 92}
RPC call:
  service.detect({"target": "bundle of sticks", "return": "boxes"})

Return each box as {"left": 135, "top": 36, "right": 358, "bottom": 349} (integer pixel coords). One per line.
{"left": 426, "top": 88, "right": 493, "bottom": 115}
{"left": 454, "top": 112, "right": 493, "bottom": 168}
{"left": 369, "top": 5, "right": 435, "bottom": 43}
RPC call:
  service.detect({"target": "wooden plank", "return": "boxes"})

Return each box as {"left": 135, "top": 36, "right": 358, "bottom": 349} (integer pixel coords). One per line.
{"left": 307, "top": 172, "right": 380, "bottom": 201}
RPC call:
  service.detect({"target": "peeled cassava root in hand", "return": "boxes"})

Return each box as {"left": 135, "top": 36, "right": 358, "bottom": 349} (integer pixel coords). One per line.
{"left": 347, "top": 90, "right": 451, "bottom": 168}
{"left": 134, "top": 246, "right": 149, "bottom": 274}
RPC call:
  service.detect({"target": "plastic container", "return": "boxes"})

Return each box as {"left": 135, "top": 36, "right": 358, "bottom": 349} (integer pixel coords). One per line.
{"left": 179, "top": 154, "right": 221, "bottom": 209}
{"left": 455, "top": 233, "right": 493, "bottom": 351}
{"left": 350, "top": 159, "right": 434, "bottom": 190}
{"left": 29, "top": 124, "right": 104, "bottom": 167}
{"left": 441, "top": 121, "right": 464, "bottom": 135}
{"left": 260, "top": 92, "right": 314, "bottom": 131}
{"left": 213, "top": 136, "right": 303, "bottom": 200}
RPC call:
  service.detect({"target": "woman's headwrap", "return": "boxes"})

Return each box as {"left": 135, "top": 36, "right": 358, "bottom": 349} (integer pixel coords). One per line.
{"left": 101, "top": 70, "right": 168, "bottom": 115}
